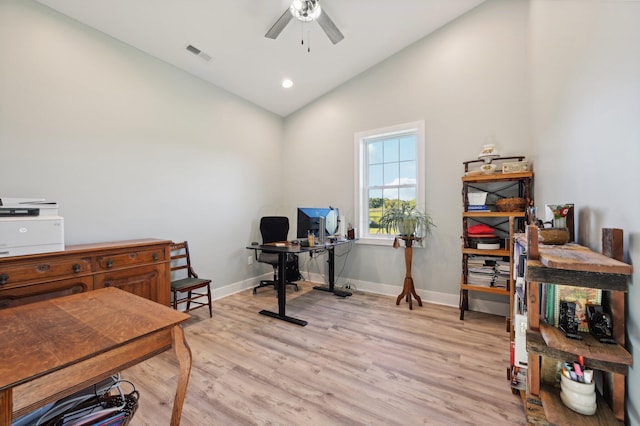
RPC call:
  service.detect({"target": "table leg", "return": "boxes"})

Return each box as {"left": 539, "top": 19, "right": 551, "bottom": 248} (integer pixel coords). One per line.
{"left": 170, "top": 325, "right": 192, "bottom": 426}
{"left": 395, "top": 276, "right": 422, "bottom": 309}
{"left": 395, "top": 246, "right": 422, "bottom": 309}
{"left": 0, "top": 389, "right": 12, "bottom": 426}
{"left": 259, "top": 252, "right": 308, "bottom": 326}
{"left": 313, "top": 246, "right": 352, "bottom": 297}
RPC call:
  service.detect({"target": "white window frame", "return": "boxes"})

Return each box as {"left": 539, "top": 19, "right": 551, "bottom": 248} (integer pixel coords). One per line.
{"left": 354, "top": 120, "right": 426, "bottom": 246}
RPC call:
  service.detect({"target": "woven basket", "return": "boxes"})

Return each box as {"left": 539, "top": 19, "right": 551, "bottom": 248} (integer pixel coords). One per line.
{"left": 495, "top": 197, "right": 527, "bottom": 212}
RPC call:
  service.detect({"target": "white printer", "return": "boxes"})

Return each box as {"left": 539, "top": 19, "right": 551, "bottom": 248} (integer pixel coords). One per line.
{"left": 0, "top": 197, "right": 64, "bottom": 257}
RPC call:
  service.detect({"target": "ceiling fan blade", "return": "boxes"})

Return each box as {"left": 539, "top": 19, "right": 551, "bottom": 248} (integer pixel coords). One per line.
{"left": 265, "top": 8, "right": 294, "bottom": 40}
{"left": 316, "top": 9, "right": 344, "bottom": 44}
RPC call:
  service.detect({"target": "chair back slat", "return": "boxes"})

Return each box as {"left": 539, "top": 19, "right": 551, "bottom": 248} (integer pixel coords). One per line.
{"left": 170, "top": 241, "right": 193, "bottom": 279}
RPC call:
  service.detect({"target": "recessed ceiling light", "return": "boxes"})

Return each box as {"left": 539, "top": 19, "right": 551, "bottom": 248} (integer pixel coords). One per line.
{"left": 282, "top": 79, "right": 294, "bottom": 89}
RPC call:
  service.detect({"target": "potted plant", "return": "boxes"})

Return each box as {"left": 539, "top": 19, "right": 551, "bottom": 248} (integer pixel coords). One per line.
{"left": 379, "top": 204, "right": 435, "bottom": 247}
{"left": 378, "top": 204, "right": 435, "bottom": 309}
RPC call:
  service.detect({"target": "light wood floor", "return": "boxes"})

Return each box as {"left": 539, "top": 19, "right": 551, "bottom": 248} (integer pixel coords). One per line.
{"left": 123, "top": 282, "right": 528, "bottom": 425}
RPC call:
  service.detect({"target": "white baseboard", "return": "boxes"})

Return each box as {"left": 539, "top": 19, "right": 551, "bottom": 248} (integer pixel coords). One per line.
{"left": 212, "top": 273, "right": 509, "bottom": 317}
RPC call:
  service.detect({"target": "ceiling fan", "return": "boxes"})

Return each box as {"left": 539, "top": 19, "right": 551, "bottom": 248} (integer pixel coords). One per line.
{"left": 265, "top": 0, "right": 344, "bottom": 45}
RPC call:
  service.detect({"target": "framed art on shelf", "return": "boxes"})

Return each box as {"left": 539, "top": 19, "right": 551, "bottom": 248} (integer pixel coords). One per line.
{"left": 553, "top": 285, "right": 602, "bottom": 332}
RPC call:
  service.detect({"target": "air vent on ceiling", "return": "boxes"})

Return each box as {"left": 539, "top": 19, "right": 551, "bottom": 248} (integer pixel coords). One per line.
{"left": 186, "top": 44, "right": 212, "bottom": 62}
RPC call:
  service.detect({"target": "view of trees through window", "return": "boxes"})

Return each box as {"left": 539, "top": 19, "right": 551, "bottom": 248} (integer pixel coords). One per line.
{"left": 366, "top": 133, "right": 417, "bottom": 235}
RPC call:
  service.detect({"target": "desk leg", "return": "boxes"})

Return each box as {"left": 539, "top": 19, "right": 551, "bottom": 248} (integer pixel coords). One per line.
{"left": 0, "top": 389, "right": 12, "bottom": 426}
{"left": 170, "top": 325, "right": 192, "bottom": 426}
{"left": 259, "top": 252, "right": 308, "bottom": 326}
{"left": 313, "top": 246, "right": 352, "bottom": 297}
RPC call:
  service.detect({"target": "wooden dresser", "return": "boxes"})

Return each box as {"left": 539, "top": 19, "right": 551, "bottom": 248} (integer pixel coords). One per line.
{"left": 0, "top": 239, "right": 171, "bottom": 308}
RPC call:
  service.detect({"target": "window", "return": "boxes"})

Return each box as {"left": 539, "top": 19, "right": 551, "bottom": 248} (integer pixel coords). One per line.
{"left": 354, "top": 121, "right": 425, "bottom": 245}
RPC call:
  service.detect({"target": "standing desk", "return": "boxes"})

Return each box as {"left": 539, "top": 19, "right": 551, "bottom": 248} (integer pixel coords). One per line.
{"left": 0, "top": 287, "right": 192, "bottom": 426}
{"left": 246, "top": 240, "right": 353, "bottom": 326}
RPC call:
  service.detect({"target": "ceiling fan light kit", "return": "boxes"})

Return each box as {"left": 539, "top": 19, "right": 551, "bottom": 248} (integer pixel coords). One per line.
{"left": 265, "top": 0, "right": 344, "bottom": 45}
{"left": 290, "top": 0, "right": 321, "bottom": 22}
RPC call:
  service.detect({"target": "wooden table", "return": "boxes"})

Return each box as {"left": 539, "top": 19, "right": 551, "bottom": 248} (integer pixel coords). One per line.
{"left": 0, "top": 287, "right": 192, "bottom": 425}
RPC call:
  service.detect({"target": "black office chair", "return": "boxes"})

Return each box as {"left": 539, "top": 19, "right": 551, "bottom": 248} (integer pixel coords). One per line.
{"left": 253, "top": 216, "right": 300, "bottom": 294}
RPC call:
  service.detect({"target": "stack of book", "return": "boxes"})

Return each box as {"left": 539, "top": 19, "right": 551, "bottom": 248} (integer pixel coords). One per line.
{"left": 468, "top": 204, "right": 489, "bottom": 211}
{"left": 467, "top": 256, "right": 497, "bottom": 286}
{"left": 494, "top": 259, "right": 510, "bottom": 289}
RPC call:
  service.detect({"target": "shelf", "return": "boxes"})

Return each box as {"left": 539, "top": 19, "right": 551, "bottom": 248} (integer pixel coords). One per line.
{"left": 539, "top": 385, "right": 622, "bottom": 426}
{"left": 460, "top": 168, "right": 532, "bottom": 322}
{"left": 527, "top": 260, "right": 629, "bottom": 292}
{"left": 523, "top": 227, "right": 631, "bottom": 423}
{"left": 462, "top": 248, "right": 509, "bottom": 256}
{"left": 526, "top": 323, "right": 631, "bottom": 375}
{"left": 460, "top": 283, "right": 509, "bottom": 296}
{"left": 463, "top": 211, "right": 526, "bottom": 218}
{"left": 462, "top": 171, "right": 533, "bottom": 183}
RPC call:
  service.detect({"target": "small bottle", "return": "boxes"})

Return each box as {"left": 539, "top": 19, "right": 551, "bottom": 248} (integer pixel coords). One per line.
{"left": 307, "top": 231, "right": 315, "bottom": 247}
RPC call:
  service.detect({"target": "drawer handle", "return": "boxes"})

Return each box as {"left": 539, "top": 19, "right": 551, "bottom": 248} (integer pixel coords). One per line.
{"left": 153, "top": 253, "right": 159, "bottom": 261}
{"left": 106, "top": 259, "right": 113, "bottom": 269}
{"left": 0, "top": 274, "right": 8, "bottom": 285}
{"left": 72, "top": 263, "right": 81, "bottom": 273}
{"left": 104, "top": 282, "right": 111, "bottom": 287}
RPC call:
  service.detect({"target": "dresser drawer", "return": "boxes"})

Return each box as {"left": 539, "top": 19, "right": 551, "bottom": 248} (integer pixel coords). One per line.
{"left": 0, "top": 276, "right": 93, "bottom": 309}
{"left": 0, "top": 257, "right": 92, "bottom": 288}
{"left": 96, "top": 248, "right": 165, "bottom": 271}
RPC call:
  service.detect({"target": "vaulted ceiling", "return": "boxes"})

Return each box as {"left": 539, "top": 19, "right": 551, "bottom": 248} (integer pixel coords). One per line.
{"left": 36, "top": 0, "right": 485, "bottom": 117}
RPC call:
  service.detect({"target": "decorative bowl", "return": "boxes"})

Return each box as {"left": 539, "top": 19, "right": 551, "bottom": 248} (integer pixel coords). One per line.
{"left": 479, "top": 163, "right": 497, "bottom": 174}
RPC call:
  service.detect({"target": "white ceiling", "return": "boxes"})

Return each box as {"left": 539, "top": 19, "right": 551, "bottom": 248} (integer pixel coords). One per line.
{"left": 36, "top": 0, "right": 485, "bottom": 117}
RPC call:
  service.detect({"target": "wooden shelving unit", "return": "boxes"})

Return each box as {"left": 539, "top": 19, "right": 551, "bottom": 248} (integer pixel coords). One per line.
{"left": 459, "top": 171, "right": 533, "bottom": 321}
{"left": 521, "top": 226, "right": 632, "bottom": 425}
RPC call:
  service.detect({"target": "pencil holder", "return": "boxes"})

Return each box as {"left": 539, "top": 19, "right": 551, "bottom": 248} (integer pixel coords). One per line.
{"left": 560, "top": 375, "right": 596, "bottom": 415}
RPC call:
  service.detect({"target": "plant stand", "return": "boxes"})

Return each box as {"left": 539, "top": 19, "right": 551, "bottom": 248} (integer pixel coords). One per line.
{"left": 395, "top": 236, "right": 422, "bottom": 310}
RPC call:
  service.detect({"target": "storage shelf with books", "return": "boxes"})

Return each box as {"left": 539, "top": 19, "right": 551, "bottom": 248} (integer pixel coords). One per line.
{"left": 459, "top": 171, "right": 533, "bottom": 322}
{"left": 519, "top": 227, "right": 632, "bottom": 424}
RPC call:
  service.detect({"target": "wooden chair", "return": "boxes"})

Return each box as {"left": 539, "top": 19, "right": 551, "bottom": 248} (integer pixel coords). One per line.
{"left": 170, "top": 241, "right": 212, "bottom": 317}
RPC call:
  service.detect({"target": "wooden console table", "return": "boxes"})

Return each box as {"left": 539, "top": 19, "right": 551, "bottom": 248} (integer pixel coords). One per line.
{"left": 0, "top": 287, "right": 192, "bottom": 426}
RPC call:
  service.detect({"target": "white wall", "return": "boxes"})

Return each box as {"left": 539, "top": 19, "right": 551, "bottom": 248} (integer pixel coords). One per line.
{"left": 0, "top": 0, "right": 284, "bottom": 289}
{"left": 528, "top": 0, "right": 640, "bottom": 421}
{"left": 283, "top": 0, "right": 531, "bottom": 312}
{"left": 2, "top": 0, "right": 639, "bottom": 418}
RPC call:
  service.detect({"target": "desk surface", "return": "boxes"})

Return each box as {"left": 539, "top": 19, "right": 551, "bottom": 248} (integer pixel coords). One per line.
{"left": 0, "top": 287, "right": 191, "bottom": 423}
{"left": 247, "top": 239, "right": 354, "bottom": 253}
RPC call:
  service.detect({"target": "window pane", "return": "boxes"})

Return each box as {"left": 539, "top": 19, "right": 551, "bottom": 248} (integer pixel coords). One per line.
{"left": 399, "top": 135, "right": 416, "bottom": 162}
{"left": 383, "top": 138, "right": 399, "bottom": 163}
{"left": 383, "top": 188, "right": 399, "bottom": 209}
{"left": 383, "top": 162, "right": 399, "bottom": 186}
{"left": 368, "top": 189, "right": 383, "bottom": 234}
{"left": 399, "top": 187, "right": 416, "bottom": 204}
{"left": 399, "top": 161, "right": 416, "bottom": 185}
{"left": 368, "top": 140, "right": 383, "bottom": 165}
{"left": 369, "top": 164, "right": 383, "bottom": 187}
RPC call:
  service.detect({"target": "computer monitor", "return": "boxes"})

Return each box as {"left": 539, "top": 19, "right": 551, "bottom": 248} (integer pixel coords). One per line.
{"left": 296, "top": 207, "right": 339, "bottom": 239}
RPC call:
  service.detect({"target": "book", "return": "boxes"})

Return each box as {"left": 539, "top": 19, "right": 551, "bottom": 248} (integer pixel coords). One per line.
{"left": 553, "top": 285, "right": 602, "bottom": 332}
